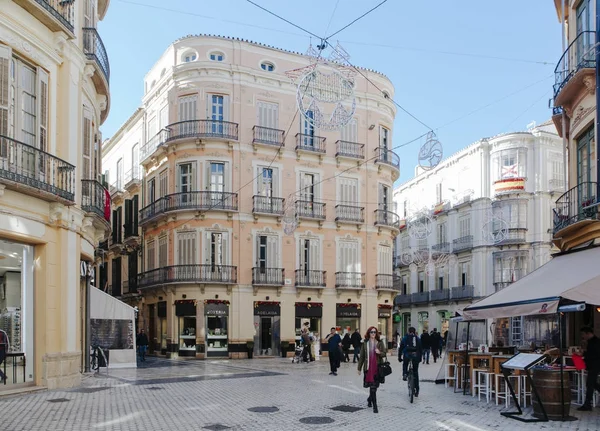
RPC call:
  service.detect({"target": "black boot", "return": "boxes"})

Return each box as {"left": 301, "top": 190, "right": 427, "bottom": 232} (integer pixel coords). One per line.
{"left": 371, "top": 389, "right": 378, "bottom": 413}
{"left": 367, "top": 395, "right": 372, "bottom": 407}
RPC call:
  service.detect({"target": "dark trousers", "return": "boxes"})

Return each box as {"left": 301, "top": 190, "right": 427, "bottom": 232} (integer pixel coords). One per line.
{"left": 422, "top": 348, "right": 430, "bottom": 363}
{"left": 585, "top": 368, "right": 600, "bottom": 405}
{"left": 329, "top": 353, "right": 338, "bottom": 373}
{"left": 353, "top": 348, "right": 360, "bottom": 362}
{"left": 431, "top": 347, "right": 439, "bottom": 362}
{"left": 402, "top": 355, "right": 420, "bottom": 391}
{"left": 343, "top": 349, "right": 350, "bottom": 362}
{"left": 0, "top": 350, "right": 5, "bottom": 380}
{"left": 302, "top": 345, "right": 311, "bottom": 362}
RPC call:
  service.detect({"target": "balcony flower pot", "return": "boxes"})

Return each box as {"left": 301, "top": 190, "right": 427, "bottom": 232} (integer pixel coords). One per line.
{"left": 281, "top": 341, "right": 290, "bottom": 357}
{"left": 246, "top": 341, "right": 254, "bottom": 359}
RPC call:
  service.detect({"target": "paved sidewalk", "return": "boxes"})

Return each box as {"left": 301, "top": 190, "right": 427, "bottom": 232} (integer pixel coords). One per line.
{"left": 1, "top": 355, "right": 599, "bottom": 430}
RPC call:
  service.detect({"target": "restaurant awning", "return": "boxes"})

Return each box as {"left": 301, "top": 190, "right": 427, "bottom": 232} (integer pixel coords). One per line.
{"left": 462, "top": 246, "right": 600, "bottom": 320}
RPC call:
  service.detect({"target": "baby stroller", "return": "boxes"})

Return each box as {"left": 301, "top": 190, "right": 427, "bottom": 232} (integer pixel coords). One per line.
{"left": 292, "top": 343, "right": 305, "bottom": 363}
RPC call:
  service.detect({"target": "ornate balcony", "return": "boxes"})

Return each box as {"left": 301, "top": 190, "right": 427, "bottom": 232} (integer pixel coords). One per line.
{"left": 252, "top": 195, "right": 285, "bottom": 217}
{"left": 411, "top": 291, "right": 429, "bottom": 304}
{"left": 295, "top": 270, "right": 326, "bottom": 288}
{"left": 140, "top": 129, "right": 169, "bottom": 162}
{"left": 394, "top": 294, "right": 412, "bottom": 307}
{"left": 139, "top": 191, "right": 238, "bottom": 225}
{"left": 124, "top": 168, "right": 142, "bottom": 191}
{"left": 430, "top": 289, "right": 450, "bottom": 303}
{"left": 452, "top": 235, "right": 473, "bottom": 253}
{"left": 295, "top": 133, "right": 326, "bottom": 154}
{"left": 81, "top": 179, "right": 110, "bottom": 226}
{"left": 252, "top": 126, "right": 285, "bottom": 148}
{"left": 0, "top": 135, "right": 75, "bottom": 204}
{"left": 122, "top": 279, "right": 140, "bottom": 296}
{"left": 374, "top": 147, "right": 400, "bottom": 179}
{"left": 432, "top": 242, "right": 450, "bottom": 254}
{"left": 552, "top": 182, "right": 600, "bottom": 252}
{"left": 14, "top": 0, "right": 74, "bottom": 34}
{"left": 167, "top": 120, "right": 238, "bottom": 142}
{"left": 375, "top": 274, "right": 397, "bottom": 291}
{"left": 109, "top": 180, "right": 124, "bottom": 200}
{"left": 451, "top": 285, "right": 475, "bottom": 301}
{"left": 335, "top": 140, "right": 364, "bottom": 160}
{"left": 554, "top": 31, "right": 595, "bottom": 105}
{"left": 295, "top": 200, "right": 326, "bottom": 221}
{"left": 495, "top": 228, "right": 527, "bottom": 245}
{"left": 138, "top": 265, "right": 238, "bottom": 289}
{"left": 335, "top": 205, "right": 364, "bottom": 224}
{"left": 335, "top": 272, "right": 365, "bottom": 289}
{"left": 82, "top": 27, "right": 110, "bottom": 118}
{"left": 252, "top": 267, "right": 284, "bottom": 286}
{"left": 374, "top": 209, "right": 399, "bottom": 230}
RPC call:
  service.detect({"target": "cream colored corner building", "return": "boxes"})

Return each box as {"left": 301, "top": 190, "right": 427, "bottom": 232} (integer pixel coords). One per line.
{"left": 0, "top": 0, "right": 111, "bottom": 390}
{"left": 102, "top": 35, "right": 400, "bottom": 359}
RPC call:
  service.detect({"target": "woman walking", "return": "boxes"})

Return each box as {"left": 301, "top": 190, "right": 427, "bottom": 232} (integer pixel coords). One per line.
{"left": 357, "top": 326, "right": 387, "bottom": 413}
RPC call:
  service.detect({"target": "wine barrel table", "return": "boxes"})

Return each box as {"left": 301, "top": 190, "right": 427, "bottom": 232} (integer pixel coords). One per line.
{"left": 532, "top": 368, "right": 571, "bottom": 420}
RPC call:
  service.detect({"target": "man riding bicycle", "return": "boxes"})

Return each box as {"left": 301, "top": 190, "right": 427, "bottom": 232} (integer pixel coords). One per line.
{"left": 398, "top": 327, "right": 423, "bottom": 397}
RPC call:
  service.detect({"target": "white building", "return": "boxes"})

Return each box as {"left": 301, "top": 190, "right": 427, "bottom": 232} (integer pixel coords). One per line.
{"left": 393, "top": 121, "right": 564, "bottom": 344}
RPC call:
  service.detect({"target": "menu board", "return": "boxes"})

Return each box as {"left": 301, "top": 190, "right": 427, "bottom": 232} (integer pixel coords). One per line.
{"left": 501, "top": 353, "right": 546, "bottom": 371}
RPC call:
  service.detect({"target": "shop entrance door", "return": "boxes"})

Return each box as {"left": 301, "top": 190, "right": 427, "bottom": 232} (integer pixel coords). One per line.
{"left": 254, "top": 316, "right": 280, "bottom": 356}
{"left": 148, "top": 304, "right": 156, "bottom": 353}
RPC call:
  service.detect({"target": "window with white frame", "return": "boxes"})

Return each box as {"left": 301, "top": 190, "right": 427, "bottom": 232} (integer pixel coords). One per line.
{"left": 147, "top": 178, "right": 156, "bottom": 203}
{"left": 418, "top": 271, "right": 425, "bottom": 293}
{"left": 159, "top": 105, "right": 168, "bottom": 129}
{"left": 337, "top": 177, "right": 358, "bottom": 206}
{"left": 401, "top": 275, "right": 409, "bottom": 295}
{"left": 492, "top": 199, "right": 527, "bottom": 230}
{"left": 260, "top": 61, "right": 275, "bottom": 71}
{"left": 209, "top": 52, "right": 224, "bottom": 62}
{"left": 116, "top": 158, "right": 123, "bottom": 189}
{"left": 147, "top": 240, "right": 156, "bottom": 270}
{"left": 257, "top": 234, "right": 278, "bottom": 269}
{"left": 204, "top": 231, "right": 229, "bottom": 267}
{"left": 437, "top": 222, "right": 446, "bottom": 244}
{"left": 159, "top": 169, "right": 168, "bottom": 197}
{"left": 131, "top": 144, "right": 139, "bottom": 179}
{"left": 147, "top": 115, "right": 157, "bottom": 140}
{"left": 378, "top": 184, "right": 390, "bottom": 211}
{"left": 550, "top": 160, "right": 564, "bottom": 188}
{"left": 177, "top": 231, "right": 197, "bottom": 265}
{"left": 493, "top": 251, "right": 529, "bottom": 285}
{"left": 178, "top": 95, "right": 197, "bottom": 122}
{"left": 379, "top": 126, "right": 390, "bottom": 150}
{"left": 183, "top": 52, "right": 197, "bottom": 62}
{"left": 209, "top": 162, "right": 226, "bottom": 193}
{"left": 82, "top": 111, "right": 94, "bottom": 179}
{"left": 299, "top": 172, "right": 318, "bottom": 203}
{"left": 158, "top": 235, "right": 168, "bottom": 268}
{"left": 437, "top": 267, "right": 446, "bottom": 290}
{"left": 459, "top": 215, "right": 471, "bottom": 238}
{"left": 340, "top": 118, "right": 358, "bottom": 143}
{"left": 493, "top": 148, "right": 527, "bottom": 181}
{"left": 511, "top": 317, "right": 523, "bottom": 345}
{"left": 298, "top": 236, "right": 321, "bottom": 273}
{"left": 337, "top": 239, "right": 360, "bottom": 273}
{"left": 207, "top": 94, "right": 229, "bottom": 122}
{"left": 436, "top": 183, "right": 443, "bottom": 203}
{"left": 403, "top": 200, "right": 409, "bottom": 218}
{"left": 459, "top": 261, "right": 471, "bottom": 286}
{"left": 377, "top": 244, "right": 393, "bottom": 275}
{"left": 177, "top": 162, "right": 195, "bottom": 203}
{"left": 256, "top": 166, "right": 278, "bottom": 197}
{"left": 256, "top": 101, "right": 279, "bottom": 129}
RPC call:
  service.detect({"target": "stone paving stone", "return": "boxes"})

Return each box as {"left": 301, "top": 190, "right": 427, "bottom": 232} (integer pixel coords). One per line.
{"left": 1, "top": 355, "right": 599, "bottom": 430}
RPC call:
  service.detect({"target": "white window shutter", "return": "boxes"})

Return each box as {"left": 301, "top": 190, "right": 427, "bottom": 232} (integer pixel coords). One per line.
{"left": 206, "top": 94, "right": 212, "bottom": 119}
{"left": 267, "top": 235, "right": 278, "bottom": 267}
{"left": 222, "top": 232, "right": 229, "bottom": 265}
{"left": 204, "top": 231, "right": 211, "bottom": 264}
{"left": 37, "top": 68, "right": 48, "bottom": 153}
{"left": 82, "top": 115, "right": 92, "bottom": 179}
{"left": 309, "top": 239, "right": 320, "bottom": 271}
{"left": 0, "top": 44, "right": 10, "bottom": 137}
{"left": 272, "top": 167, "right": 279, "bottom": 196}
{"left": 257, "top": 167, "right": 264, "bottom": 195}
{"left": 160, "top": 105, "right": 168, "bottom": 129}
{"left": 223, "top": 95, "right": 230, "bottom": 121}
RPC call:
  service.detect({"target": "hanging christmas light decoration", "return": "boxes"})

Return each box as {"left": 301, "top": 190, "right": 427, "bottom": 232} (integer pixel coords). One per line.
{"left": 286, "top": 42, "right": 356, "bottom": 131}
{"left": 407, "top": 210, "right": 433, "bottom": 240}
{"left": 482, "top": 209, "right": 509, "bottom": 245}
{"left": 282, "top": 195, "right": 299, "bottom": 236}
{"left": 418, "top": 131, "right": 443, "bottom": 170}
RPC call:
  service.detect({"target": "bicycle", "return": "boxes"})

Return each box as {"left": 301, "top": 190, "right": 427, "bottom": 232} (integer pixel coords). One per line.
{"left": 90, "top": 345, "right": 107, "bottom": 372}
{"left": 406, "top": 357, "right": 416, "bottom": 403}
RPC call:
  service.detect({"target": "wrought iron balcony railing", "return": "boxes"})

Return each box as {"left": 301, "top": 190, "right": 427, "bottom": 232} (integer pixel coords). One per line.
{"left": 124, "top": 168, "right": 142, "bottom": 188}
{"left": 451, "top": 285, "right": 475, "bottom": 300}
{"left": 295, "top": 270, "right": 326, "bottom": 287}
{"left": 412, "top": 291, "right": 429, "bottom": 304}
{"left": 432, "top": 242, "right": 450, "bottom": 253}
{"left": 19, "top": 0, "right": 75, "bottom": 32}
{"left": 0, "top": 135, "right": 75, "bottom": 203}
{"left": 395, "top": 294, "right": 412, "bottom": 307}
{"left": 139, "top": 191, "right": 238, "bottom": 224}
{"left": 335, "top": 205, "right": 364, "bottom": 223}
{"left": 122, "top": 279, "right": 139, "bottom": 295}
{"left": 139, "top": 265, "right": 237, "bottom": 288}
{"left": 252, "top": 267, "right": 284, "bottom": 286}
{"left": 296, "top": 200, "right": 326, "bottom": 220}
{"left": 494, "top": 228, "right": 527, "bottom": 245}
{"left": 253, "top": 195, "right": 285, "bottom": 216}
{"left": 82, "top": 27, "right": 110, "bottom": 84}
{"left": 374, "top": 147, "right": 400, "bottom": 170}
{"left": 430, "top": 289, "right": 450, "bottom": 303}
{"left": 335, "top": 272, "right": 365, "bottom": 289}
{"left": 167, "top": 120, "right": 239, "bottom": 141}
{"left": 140, "top": 129, "right": 170, "bottom": 161}
{"left": 295, "top": 133, "right": 326, "bottom": 153}
{"left": 81, "top": 179, "right": 110, "bottom": 222}
{"left": 452, "top": 235, "right": 473, "bottom": 252}
{"left": 374, "top": 209, "right": 399, "bottom": 229}
{"left": 553, "top": 182, "right": 599, "bottom": 234}
{"left": 375, "top": 274, "right": 396, "bottom": 290}
{"left": 252, "top": 126, "right": 285, "bottom": 147}
{"left": 335, "top": 140, "right": 365, "bottom": 159}
{"left": 554, "top": 31, "right": 595, "bottom": 99}
{"left": 109, "top": 180, "right": 123, "bottom": 196}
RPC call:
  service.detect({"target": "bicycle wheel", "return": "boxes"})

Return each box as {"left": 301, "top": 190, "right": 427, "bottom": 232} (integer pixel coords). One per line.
{"left": 408, "top": 369, "right": 414, "bottom": 404}
{"left": 91, "top": 351, "right": 98, "bottom": 371}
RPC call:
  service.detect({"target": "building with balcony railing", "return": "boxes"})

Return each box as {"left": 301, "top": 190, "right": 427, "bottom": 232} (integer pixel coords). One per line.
{"left": 0, "top": 0, "right": 111, "bottom": 391}
{"left": 101, "top": 35, "right": 399, "bottom": 359}
{"left": 392, "top": 123, "right": 563, "bottom": 336}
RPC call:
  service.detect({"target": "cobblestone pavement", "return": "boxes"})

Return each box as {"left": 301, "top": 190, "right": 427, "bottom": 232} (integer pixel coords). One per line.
{"left": 2, "top": 355, "right": 599, "bottom": 431}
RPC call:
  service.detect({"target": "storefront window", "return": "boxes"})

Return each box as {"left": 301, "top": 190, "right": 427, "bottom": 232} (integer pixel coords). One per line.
{"left": 418, "top": 311, "right": 429, "bottom": 333}
{"left": 175, "top": 300, "right": 197, "bottom": 357}
{"left": 0, "top": 240, "right": 34, "bottom": 385}
{"left": 336, "top": 318, "right": 359, "bottom": 337}
{"left": 205, "top": 301, "right": 229, "bottom": 357}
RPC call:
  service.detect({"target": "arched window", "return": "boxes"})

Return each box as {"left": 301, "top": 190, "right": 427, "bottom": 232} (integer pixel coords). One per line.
{"left": 260, "top": 61, "right": 275, "bottom": 72}
{"left": 209, "top": 51, "right": 224, "bottom": 62}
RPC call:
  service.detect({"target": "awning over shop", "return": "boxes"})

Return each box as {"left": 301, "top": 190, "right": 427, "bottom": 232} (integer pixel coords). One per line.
{"left": 463, "top": 246, "right": 600, "bottom": 320}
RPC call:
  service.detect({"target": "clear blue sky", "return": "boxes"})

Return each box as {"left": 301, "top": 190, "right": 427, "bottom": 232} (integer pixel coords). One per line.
{"left": 99, "top": 0, "right": 562, "bottom": 183}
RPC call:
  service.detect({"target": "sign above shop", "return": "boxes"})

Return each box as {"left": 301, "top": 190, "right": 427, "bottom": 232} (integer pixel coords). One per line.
{"left": 336, "top": 304, "right": 361, "bottom": 318}
{"left": 254, "top": 301, "right": 280, "bottom": 316}
{"left": 295, "top": 302, "right": 323, "bottom": 318}
{"left": 205, "top": 302, "right": 229, "bottom": 316}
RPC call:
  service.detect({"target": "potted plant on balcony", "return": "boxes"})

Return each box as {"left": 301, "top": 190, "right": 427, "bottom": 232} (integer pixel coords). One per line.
{"left": 281, "top": 340, "right": 290, "bottom": 358}
{"left": 246, "top": 340, "right": 254, "bottom": 359}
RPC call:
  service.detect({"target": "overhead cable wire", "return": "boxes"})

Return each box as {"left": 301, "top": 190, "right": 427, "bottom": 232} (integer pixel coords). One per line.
{"left": 245, "top": 0, "right": 322, "bottom": 39}
{"left": 326, "top": 0, "right": 388, "bottom": 39}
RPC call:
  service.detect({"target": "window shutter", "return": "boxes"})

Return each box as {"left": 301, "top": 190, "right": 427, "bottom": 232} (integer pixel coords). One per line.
{"left": 37, "top": 68, "right": 48, "bottom": 154}
{"left": 147, "top": 240, "right": 155, "bottom": 270}
{"left": 267, "top": 235, "right": 278, "bottom": 267}
{"left": 272, "top": 167, "right": 279, "bottom": 196}
{"left": 223, "top": 95, "right": 230, "bottom": 121}
{"left": 82, "top": 115, "right": 92, "bottom": 179}
{"left": 309, "top": 239, "right": 320, "bottom": 271}
{"left": 178, "top": 95, "right": 197, "bottom": 122}
{"left": 159, "top": 105, "right": 168, "bottom": 129}
{"left": 124, "top": 199, "right": 132, "bottom": 231}
{"left": 132, "top": 195, "right": 139, "bottom": 232}
{"left": 204, "top": 231, "right": 211, "bottom": 264}
{"left": 0, "top": 44, "right": 10, "bottom": 137}
{"left": 257, "top": 167, "right": 264, "bottom": 195}
{"left": 222, "top": 232, "right": 229, "bottom": 265}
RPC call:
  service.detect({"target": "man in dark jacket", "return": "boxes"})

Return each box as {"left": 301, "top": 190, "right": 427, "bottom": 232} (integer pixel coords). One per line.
{"left": 350, "top": 328, "right": 362, "bottom": 363}
{"left": 430, "top": 328, "right": 442, "bottom": 363}
{"left": 136, "top": 329, "right": 149, "bottom": 362}
{"left": 0, "top": 329, "right": 8, "bottom": 383}
{"left": 325, "top": 327, "right": 342, "bottom": 376}
{"left": 399, "top": 327, "right": 423, "bottom": 396}
{"left": 421, "top": 330, "right": 431, "bottom": 364}
{"left": 579, "top": 326, "right": 600, "bottom": 411}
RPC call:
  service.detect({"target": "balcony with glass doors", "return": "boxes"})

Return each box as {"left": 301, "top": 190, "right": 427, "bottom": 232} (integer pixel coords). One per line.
{"left": 374, "top": 147, "right": 400, "bottom": 179}
{"left": 335, "top": 205, "right": 364, "bottom": 224}
{"left": 14, "top": 0, "right": 75, "bottom": 34}
{"left": 450, "top": 285, "right": 475, "bottom": 301}
{"left": 252, "top": 267, "right": 285, "bottom": 286}
{"left": 335, "top": 272, "right": 365, "bottom": 289}
{"left": 0, "top": 135, "right": 75, "bottom": 204}
{"left": 411, "top": 291, "right": 429, "bottom": 304}
{"left": 430, "top": 289, "right": 450, "bottom": 303}
{"left": 252, "top": 126, "right": 285, "bottom": 149}
{"left": 295, "top": 270, "right": 326, "bottom": 288}
{"left": 139, "top": 191, "right": 238, "bottom": 225}
{"left": 295, "top": 133, "right": 326, "bottom": 155}
{"left": 295, "top": 200, "right": 326, "bottom": 221}
{"left": 553, "top": 31, "right": 595, "bottom": 107}
{"left": 552, "top": 182, "right": 600, "bottom": 251}
{"left": 138, "top": 265, "right": 238, "bottom": 289}
{"left": 375, "top": 274, "right": 398, "bottom": 291}
{"left": 452, "top": 235, "right": 473, "bottom": 253}
{"left": 252, "top": 195, "right": 285, "bottom": 217}
{"left": 374, "top": 209, "right": 400, "bottom": 231}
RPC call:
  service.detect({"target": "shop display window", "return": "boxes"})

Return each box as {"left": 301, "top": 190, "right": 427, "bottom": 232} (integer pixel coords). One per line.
{"left": 336, "top": 318, "right": 359, "bottom": 337}
{"left": 206, "top": 316, "right": 228, "bottom": 352}
{"left": 178, "top": 316, "right": 196, "bottom": 352}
